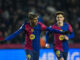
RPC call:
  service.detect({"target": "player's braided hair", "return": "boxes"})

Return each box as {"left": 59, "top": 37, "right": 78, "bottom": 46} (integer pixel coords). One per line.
{"left": 56, "top": 11, "right": 65, "bottom": 17}
{"left": 28, "top": 12, "right": 38, "bottom": 20}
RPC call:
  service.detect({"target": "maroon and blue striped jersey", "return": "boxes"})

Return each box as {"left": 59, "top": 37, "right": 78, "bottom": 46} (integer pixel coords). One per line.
{"left": 46, "top": 22, "right": 74, "bottom": 52}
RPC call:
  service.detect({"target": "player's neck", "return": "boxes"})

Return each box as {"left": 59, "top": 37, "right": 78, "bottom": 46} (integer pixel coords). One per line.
{"left": 30, "top": 23, "right": 36, "bottom": 27}
{"left": 57, "top": 22, "right": 63, "bottom": 27}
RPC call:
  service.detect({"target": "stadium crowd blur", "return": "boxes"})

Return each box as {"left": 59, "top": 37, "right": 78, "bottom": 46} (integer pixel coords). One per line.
{"left": 0, "top": 0, "right": 80, "bottom": 45}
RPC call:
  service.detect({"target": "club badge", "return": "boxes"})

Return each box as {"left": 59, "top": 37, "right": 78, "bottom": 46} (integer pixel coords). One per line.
{"left": 29, "top": 34, "right": 35, "bottom": 40}
{"left": 59, "top": 35, "right": 64, "bottom": 40}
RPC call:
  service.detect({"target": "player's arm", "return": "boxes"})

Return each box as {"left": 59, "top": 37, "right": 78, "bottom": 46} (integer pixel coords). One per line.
{"left": 65, "top": 32, "right": 74, "bottom": 40}
{"left": 38, "top": 22, "right": 47, "bottom": 30}
{"left": 38, "top": 22, "right": 62, "bottom": 32}
{"left": 5, "top": 24, "right": 25, "bottom": 41}
{"left": 38, "top": 22, "right": 50, "bottom": 48}
{"left": 67, "top": 24, "right": 74, "bottom": 39}
{"left": 38, "top": 22, "right": 68, "bottom": 34}
{"left": 47, "top": 26, "right": 70, "bottom": 34}
{"left": 47, "top": 27, "right": 66, "bottom": 34}
{"left": 64, "top": 24, "right": 75, "bottom": 40}
{"left": 45, "top": 31, "right": 51, "bottom": 48}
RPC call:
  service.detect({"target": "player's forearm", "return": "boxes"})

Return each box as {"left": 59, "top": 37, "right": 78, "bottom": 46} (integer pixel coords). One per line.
{"left": 5, "top": 29, "right": 23, "bottom": 41}
{"left": 67, "top": 32, "right": 74, "bottom": 39}
{"left": 45, "top": 31, "right": 50, "bottom": 48}
{"left": 47, "top": 27, "right": 63, "bottom": 34}
{"left": 46, "top": 31, "right": 49, "bottom": 44}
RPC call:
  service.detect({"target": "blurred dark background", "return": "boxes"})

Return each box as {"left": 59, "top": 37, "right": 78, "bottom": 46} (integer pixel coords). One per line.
{"left": 0, "top": 0, "right": 80, "bottom": 48}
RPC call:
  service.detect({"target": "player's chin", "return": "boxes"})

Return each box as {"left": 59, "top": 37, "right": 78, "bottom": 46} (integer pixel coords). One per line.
{"left": 34, "top": 23, "right": 37, "bottom": 25}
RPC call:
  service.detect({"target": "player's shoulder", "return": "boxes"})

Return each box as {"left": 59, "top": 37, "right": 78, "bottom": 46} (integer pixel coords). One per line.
{"left": 64, "top": 22, "right": 73, "bottom": 29}
{"left": 25, "top": 22, "right": 29, "bottom": 24}
{"left": 51, "top": 23, "right": 56, "bottom": 28}
{"left": 64, "top": 22, "right": 71, "bottom": 26}
{"left": 49, "top": 24, "right": 55, "bottom": 29}
{"left": 53, "top": 23, "right": 56, "bottom": 26}
{"left": 38, "top": 22, "right": 45, "bottom": 26}
{"left": 21, "top": 22, "right": 30, "bottom": 28}
{"left": 24, "top": 22, "right": 30, "bottom": 25}
{"left": 38, "top": 22, "right": 43, "bottom": 24}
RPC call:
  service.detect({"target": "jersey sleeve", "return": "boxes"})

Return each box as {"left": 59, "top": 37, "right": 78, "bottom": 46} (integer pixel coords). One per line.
{"left": 47, "top": 26, "right": 65, "bottom": 34}
{"left": 67, "top": 24, "right": 75, "bottom": 39}
{"left": 5, "top": 24, "right": 25, "bottom": 41}
{"left": 38, "top": 22, "right": 47, "bottom": 30}
{"left": 46, "top": 31, "right": 50, "bottom": 44}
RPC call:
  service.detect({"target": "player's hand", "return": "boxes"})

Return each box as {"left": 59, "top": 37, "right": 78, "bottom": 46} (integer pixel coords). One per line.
{"left": 45, "top": 44, "right": 49, "bottom": 48}
{"left": 64, "top": 35, "right": 69, "bottom": 40}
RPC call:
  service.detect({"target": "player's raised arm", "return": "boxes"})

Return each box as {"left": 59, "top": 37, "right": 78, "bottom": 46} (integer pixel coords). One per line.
{"left": 5, "top": 24, "right": 25, "bottom": 41}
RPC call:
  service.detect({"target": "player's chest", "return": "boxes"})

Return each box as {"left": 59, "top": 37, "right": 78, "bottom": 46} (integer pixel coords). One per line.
{"left": 25, "top": 24, "right": 41, "bottom": 33}
{"left": 52, "top": 25, "right": 69, "bottom": 41}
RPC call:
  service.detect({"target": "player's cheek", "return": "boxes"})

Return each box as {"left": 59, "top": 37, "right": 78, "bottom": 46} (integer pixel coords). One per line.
{"left": 34, "top": 20, "right": 37, "bottom": 23}
{"left": 62, "top": 17, "right": 64, "bottom": 21}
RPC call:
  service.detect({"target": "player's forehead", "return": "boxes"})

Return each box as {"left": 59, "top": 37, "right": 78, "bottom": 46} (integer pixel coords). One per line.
{"left": 33, "top": 16, "right": 38, "bottom": 20}
{"left": 56, "top": 14, "right": 64, "bottom": 17}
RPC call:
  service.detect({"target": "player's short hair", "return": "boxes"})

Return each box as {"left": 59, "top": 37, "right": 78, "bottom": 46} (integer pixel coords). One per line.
{"left": 28, "top": 12, "right": 38, "bottom": 20}
{"left": 56, "top": 11, "right": 65, "bottom": 17}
